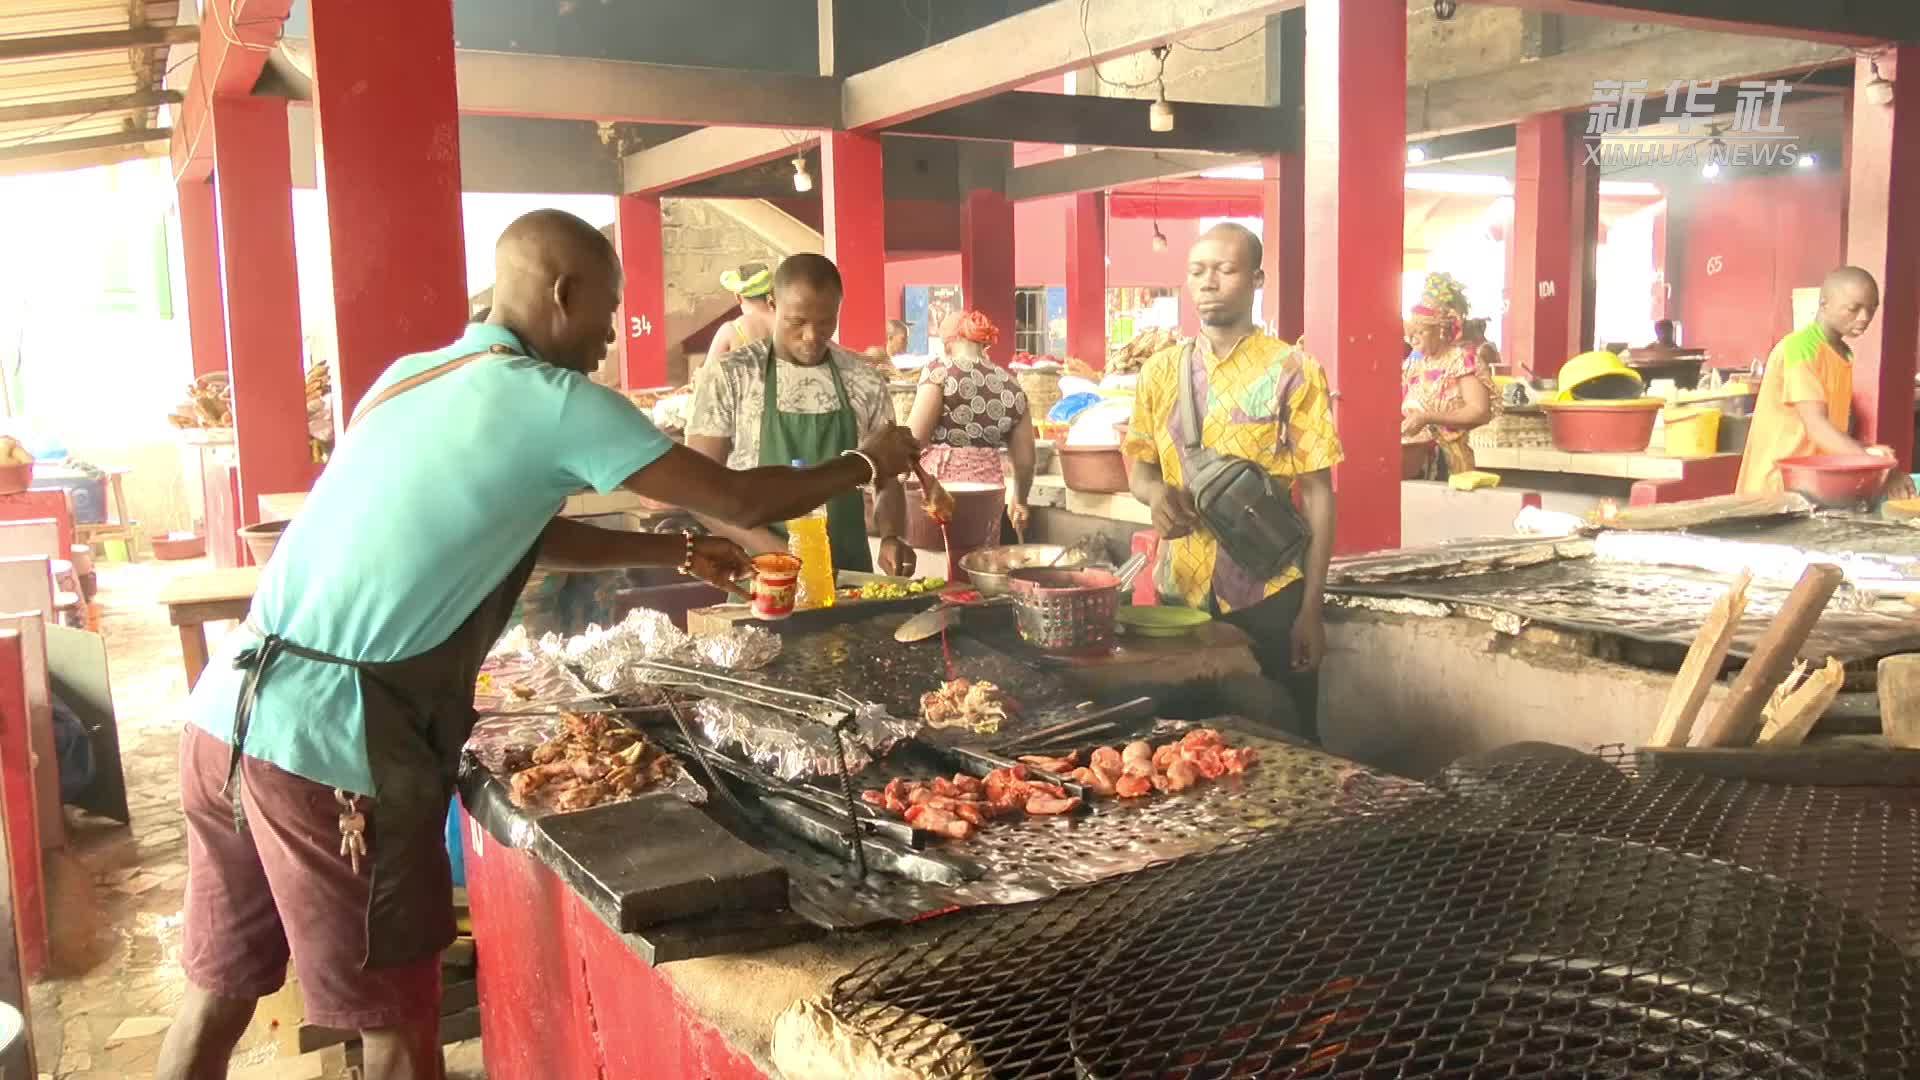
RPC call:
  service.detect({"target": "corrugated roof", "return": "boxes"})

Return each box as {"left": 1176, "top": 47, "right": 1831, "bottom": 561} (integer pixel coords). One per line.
{"left": 0, "top": 0, "right": 184, "bottom": 177}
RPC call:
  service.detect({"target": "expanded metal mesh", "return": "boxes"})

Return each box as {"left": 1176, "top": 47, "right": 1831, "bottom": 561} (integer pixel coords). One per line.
{"left": 828, "top": 748, "right": 1920, "bottom": 1079}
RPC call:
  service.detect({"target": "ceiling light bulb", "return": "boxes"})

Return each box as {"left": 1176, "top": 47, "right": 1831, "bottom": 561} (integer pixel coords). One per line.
{"left": 1865, "top": 61, "right": 1895, "bottom": 106}
{"left": 1701, "top": 161, "right": 1722, "bottom": 180}
{"left": 1149, "top": 94, "right": 1175, "bottom": 133}
{"left": 1406, "top": 146, "right": 1428, "bottom": 164}
{"left": 1797, "top": 153, "right": 1817, "bottom": 169}
{"left": 1151, "top": 226, "right": 1168, "bottom": 252}
{"left": 791, "top": 156, "right": 813, "bottom": 193}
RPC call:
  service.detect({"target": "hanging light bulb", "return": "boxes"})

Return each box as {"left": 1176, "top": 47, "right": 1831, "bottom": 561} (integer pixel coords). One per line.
{"left": 1700, "top": 160, "right": 1722, "bottom": 180}
{"left": 1147, "top": 46, "right": 1175, "bottom": 133}
{"left": 791, "top": 155, "right": 814, "bottom": 192}
{"left": 1406, "top": 145, "right": 1428, "bottom": 165}
{"left": 1865, "top": 59, "right": 1895, "bottom": 106}
{"left": 1151, "top": 224, "right": 1168, "bottom": 252}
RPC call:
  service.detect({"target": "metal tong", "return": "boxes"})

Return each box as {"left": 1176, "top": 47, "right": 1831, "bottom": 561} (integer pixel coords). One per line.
{"left": 1001, "top": 696, "right": 1158, "bottom": 755}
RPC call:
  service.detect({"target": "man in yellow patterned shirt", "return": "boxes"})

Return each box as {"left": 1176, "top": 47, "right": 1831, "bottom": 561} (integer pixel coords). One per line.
{"left": 1123, "top": 224, "right": 1342, "bottom": 738}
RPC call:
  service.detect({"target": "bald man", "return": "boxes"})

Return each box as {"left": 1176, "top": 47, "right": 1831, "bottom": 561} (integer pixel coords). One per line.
{"left": 160, "top": 210, "right": 922, "bottom": 1080}
{"left": 1122, "top": 223, "right": 1342, "bottom": 740}
{"left": 1737, "top": 266, "right": 1914, "bottom": 498}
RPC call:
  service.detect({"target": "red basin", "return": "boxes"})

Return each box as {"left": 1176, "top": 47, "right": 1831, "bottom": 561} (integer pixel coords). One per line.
{"left": 1776, "top": 454, "right": 1892, "bottom": 507}
{"left": 1542, "top": 400, "right": 1662, "bottom": 453}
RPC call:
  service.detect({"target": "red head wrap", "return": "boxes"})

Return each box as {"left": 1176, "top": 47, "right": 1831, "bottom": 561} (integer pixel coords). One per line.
{"left": 938, "top": 310, "right": 1000, "bottom": 348}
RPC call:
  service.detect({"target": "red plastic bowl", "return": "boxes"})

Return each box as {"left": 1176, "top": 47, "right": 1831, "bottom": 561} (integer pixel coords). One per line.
{"left": 1776, "top": 454, "right": 1892, "bottom": 507}
{"left": 1542, "top": 400, "right": 1662, "bottom": 453}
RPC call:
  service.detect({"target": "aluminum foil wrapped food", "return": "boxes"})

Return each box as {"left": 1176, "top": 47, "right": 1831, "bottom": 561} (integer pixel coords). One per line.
{"left": 693, "top": 697, "right": 919, "bottom": 782}
{"left": 690, "top": 624, "right": 782, "bottom": 670}
{"left": 552, "top": 609, "right": 784, "bottom": 697}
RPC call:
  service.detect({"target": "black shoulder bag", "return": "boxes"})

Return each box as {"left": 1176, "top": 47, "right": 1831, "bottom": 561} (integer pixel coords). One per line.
{"left": 1174, "top": 341, "right": 1312, "bottom": 581}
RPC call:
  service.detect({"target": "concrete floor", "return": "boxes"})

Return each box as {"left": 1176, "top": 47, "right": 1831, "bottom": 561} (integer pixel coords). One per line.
{"left": 26, "top": 558, "right": 484, "bottom": 1079}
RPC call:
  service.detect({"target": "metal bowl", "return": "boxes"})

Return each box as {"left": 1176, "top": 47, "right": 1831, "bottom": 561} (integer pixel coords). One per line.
{"left": 959, "top": 544, "right": 1093, "bottom": 597}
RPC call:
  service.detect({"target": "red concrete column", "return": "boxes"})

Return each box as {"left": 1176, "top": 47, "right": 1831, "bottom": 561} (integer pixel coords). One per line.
{"left": 1302, "top": 0, "right": 1404, "bottom": 554}
{"left": 615, "top": 195, "right": 668, "bottom": 390}
{"left": 1843, "top": 46, "right": 1919, "bottom": 467}
{"left": 212, "top": 95, "right": 312, "bottom": 530}
{"left": 1508, "top": 112, "right": 1576, "bottom": 379}
{"left": 823, "top": 132, "right": 888, "bottom": 351}
{"left": 0, "top": 630, "right": 46, "bottom": 982}
{"left": 309, "top": 0, "right": 466, "bottom": 418}
{"left": 1066, "top": 192, "right": 1107, "bottom": 367}
{"left": 177, "top": 179, "right": 228, "bottom": 379}
{"left": 961, "top": 190, "right": 1017, "bottom": 365}
{"left": 1650, "top": 202, "right": 1671, "bottom": 323}
{"left": 1568, "top": 128, "right": 1601, "bottom": 360}
{"left": 1261, "top": 154, "right": 1306, "bottom": 341}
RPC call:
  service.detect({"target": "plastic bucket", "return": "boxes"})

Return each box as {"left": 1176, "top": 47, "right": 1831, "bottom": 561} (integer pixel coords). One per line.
{"left": 1663, "top": 406, "right": 1722, "bottom": 458}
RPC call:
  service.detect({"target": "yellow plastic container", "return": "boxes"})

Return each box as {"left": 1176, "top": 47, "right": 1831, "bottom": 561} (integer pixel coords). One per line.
{"left": 786, "top": 511, "right": 836, "bottom": 609}
{"left": 1663, "top": 406, "right": 1722, "bottom": 458}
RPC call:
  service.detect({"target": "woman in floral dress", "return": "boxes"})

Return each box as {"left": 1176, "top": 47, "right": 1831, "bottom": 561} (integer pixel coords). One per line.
{"left": 1402, "top": 272, "right": 1497, "bottom": 478}
{"left": 907, "top": 310, "right": 1037, "bottom": 554}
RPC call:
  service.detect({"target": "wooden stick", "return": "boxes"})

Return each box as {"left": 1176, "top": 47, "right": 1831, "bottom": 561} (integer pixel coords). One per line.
{"left": 1882, "top": 654, "right": 1920, "bottom": 750}
{"left": 1647, "top": 570, "right": 1752, "bottom": 748}
{"left": 1757, "top": 658, "right": 1846, "bottom": 747}
{"left": 1696, "top": 563, "right": 1845, "bottom": 748}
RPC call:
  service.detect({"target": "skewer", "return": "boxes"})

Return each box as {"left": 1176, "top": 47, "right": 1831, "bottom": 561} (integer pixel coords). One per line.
{"left": 661, "top": 696, "right": 757, "bottom": 823}
{"left": 1001, "top": 696, "right": 1156, "bottom": 753}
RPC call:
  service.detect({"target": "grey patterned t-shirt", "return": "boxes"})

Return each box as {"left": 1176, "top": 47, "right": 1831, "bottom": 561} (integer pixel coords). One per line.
{"left": 686, "top": 339, "right": 894, "bottom": 470}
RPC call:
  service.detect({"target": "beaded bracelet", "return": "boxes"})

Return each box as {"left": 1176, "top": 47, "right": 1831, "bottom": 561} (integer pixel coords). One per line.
{"left": 676, "top": 530, "right": 696, "bottom": 576}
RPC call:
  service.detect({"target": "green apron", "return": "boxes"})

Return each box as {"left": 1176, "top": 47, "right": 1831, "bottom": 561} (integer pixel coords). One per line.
{"left": 758, "top": 345, "right": 873, "bottom": 574}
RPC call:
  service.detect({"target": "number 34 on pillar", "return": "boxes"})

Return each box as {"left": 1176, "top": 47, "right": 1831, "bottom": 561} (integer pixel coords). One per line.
{"left": 629, "top": 315, "right": 653, "bottom": 339}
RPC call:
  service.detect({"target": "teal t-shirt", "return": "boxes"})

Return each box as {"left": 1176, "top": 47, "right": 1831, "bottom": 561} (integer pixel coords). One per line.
{"left": 186, "top": 324, "right": 674, "bottom": 795}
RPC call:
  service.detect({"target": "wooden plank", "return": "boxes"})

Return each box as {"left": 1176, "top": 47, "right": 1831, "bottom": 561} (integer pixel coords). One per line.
{"left": 891, "top": 91, "right": 1297, "bottom": 154}
{"left": 1695, "top": 563, "right": 1845, "bottom": 748}
{"left": 1408, "top": 30, "right": 1849, "bottom": 139}
{"left": 0, "top": 127, "right": 169, "bottom": 166}
{"left": 1756, "top": 657, "right": 1846, "bottom": 747}
{"left": 841, "top": 0, "right": 1304, "bottom": 131}
{"left": 1006, "top": 148, "right": 1241, "bottom": 202}
{"left": 622, "top": 127, "right": 814, "bottom": 196}
{"left": 1648, "top": 569, "right": 1749, "bottom": 748}
{"left": 1500, "top": 0, "right": 1920, "bottom": 47}
{"left": 0, "top": 25, "right": 197, "bottom": 62}
{"left": 1638, "top": 744, "right": 1920, "bottom": 786}
{"left": 1882, "top": 654, "right": 1920, "bottom": 750}
{"left": 157, "top": 566, "right": 261, "bottom": 616}
{"left": 454, "top": 50, "right": 841, "bottom": 129}
{"left": 0, "top": 89, "right": 178, "bottom": 124}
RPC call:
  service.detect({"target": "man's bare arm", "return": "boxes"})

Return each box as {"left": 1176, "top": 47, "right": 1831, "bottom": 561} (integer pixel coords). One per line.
{"left": 1792, "top": 400, "right": 1869, "bottom": 456}
{"left": 683, "top": 434, "right": 786, "bottom": 553}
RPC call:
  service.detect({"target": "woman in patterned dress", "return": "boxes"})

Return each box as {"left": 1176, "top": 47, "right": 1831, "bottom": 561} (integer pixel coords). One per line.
{"left": 907, "top": 310, "right": 1037, "bottom": 545}
{"left": 1402, "top": 272, "right": 1497, "bottom": 478}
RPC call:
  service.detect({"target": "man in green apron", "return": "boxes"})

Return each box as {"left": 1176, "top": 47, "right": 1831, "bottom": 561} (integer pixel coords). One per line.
{"left": 687, "top": 253, "right": 914, "bottom": 577}
{"left": 160, "top": 211, "right": 922, "bottom": 1080}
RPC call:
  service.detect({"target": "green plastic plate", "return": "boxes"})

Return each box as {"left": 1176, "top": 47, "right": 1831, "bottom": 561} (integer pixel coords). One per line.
{"left": 1117, "top": 605, "right": 1212, "bottom": 637}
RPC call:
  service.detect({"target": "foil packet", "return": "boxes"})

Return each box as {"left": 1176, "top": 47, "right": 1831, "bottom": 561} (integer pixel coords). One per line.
{"left": 693, "top": 697, "right": 920, "bottom": 782}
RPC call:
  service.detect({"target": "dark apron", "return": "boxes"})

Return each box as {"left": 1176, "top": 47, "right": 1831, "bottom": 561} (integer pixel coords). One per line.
{"left": 225, "top": 343, "right": 542, "bottom": 969}
{"left": 757, "top": 343, "right": 873, "bottom": 573}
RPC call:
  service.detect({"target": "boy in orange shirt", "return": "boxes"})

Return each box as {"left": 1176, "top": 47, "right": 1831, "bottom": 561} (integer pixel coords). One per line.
{"left": 1736, "top": 266, "right": 1914, "bottom": 499}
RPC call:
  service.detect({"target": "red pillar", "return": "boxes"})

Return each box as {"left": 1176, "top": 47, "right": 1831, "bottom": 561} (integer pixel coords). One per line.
{"left": 177, "top": 179, "right": 228, "bottom": 379}
{"left": 1567, "top": 129, "right": 1601, "bottom": 360}
{"left": 212, "top": 95, "right": 312, "bottom": 529}
{"left": 823, "top": 132, "right": 888, "bottom": 352}
{"left": 1508, "top": 113, "right": 1576, "bottom": 378}
{"left": 309, "top": 0, "right": 466, "bottom": 418}
{"left": 962, "top": 190, "right": 1017, "bottom": 365}
{"left": 615, "top": 195, "right": 668, "bottom": 390}
{"left": 1302, "top": 0, "right": 1404, "bottom": 555}
{"left": 1843, "top": 46, "right": 1919, "bottom": 468}
{"left": 1650, "top": 201, "right": 1671, "bottom": 323}
{"left": 1261, "top": 154, "right": 1306, "bottom": 341}
{"left": 1066, "top": 192, "right": 1107, "bottom": 367}
{"left": 0, "top": 630, "right": 46, "bottom": 983}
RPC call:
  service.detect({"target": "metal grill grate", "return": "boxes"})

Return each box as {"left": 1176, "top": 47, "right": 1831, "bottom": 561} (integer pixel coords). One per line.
{"left": 828, "top": 748, "right": 1920, "bottom": 1078}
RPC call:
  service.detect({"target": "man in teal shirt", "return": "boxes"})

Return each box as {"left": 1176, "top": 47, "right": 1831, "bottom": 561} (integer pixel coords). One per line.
{"left": 159, "top": 210, "right": 921, "bottom": 1080}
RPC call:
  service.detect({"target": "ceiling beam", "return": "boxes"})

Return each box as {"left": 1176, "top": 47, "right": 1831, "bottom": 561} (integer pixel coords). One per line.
{"left": 1410, "top": 126, "right": 1517, "bottom": 164}
{"left": 1500, "top": 1, "right": 1920, "bottom": 48}
{"left": 454, "top": 51, "right": 842, "bottom": 129}
{"left": 624, "top": 127, "right": 816, "bottom": 195}
{"left": 889, "top": 91, "right": 1297, "bottom": 154}
{"left": 1408, "top": 30, "right": 1850, "bottom": 139}
{"left": 841, "top": 0, "right": 1305, "bottom": 131}
{"left": 0, "top": 89, "right": 181, "bottom": 124}
{"left": 0, "top": 127, "right": 171, "bottom": 168}
{"left": 1005, "top": 148, "right": 1244, "bottom": 202}
{"left": 0, "top": 25, "right": 198, "bottom": 62}
{"left": 170, "top": 1, "right": 296, "bottom": 184}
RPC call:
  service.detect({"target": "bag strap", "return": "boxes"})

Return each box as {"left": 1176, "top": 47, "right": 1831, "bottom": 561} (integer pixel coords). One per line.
{"left": 346, "top": 343, "right": 518, "bottom": 430}
{"left": 1176, "top": 340, "right": 1205, "bottom": 453}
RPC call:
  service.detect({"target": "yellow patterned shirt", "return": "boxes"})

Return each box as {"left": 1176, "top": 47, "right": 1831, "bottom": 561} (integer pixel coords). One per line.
{"left": 1121, "top": 331, "right": 1343, "bottom": 612}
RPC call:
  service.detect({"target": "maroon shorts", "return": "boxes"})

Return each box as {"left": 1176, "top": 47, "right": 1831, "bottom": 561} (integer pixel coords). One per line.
{"left": 179, "top": 724, "right": 444, "bottom": 1030}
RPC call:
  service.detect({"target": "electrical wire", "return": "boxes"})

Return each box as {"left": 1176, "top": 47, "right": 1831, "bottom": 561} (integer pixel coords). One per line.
{"left": 1173, "top": 22, "right": 1267, "bottom": 54}
{"left": 1, "top": 52, "right": 197, "bottom": 150}
{"left": 1079, "top": 0, "right": 1164, "bottom": 92}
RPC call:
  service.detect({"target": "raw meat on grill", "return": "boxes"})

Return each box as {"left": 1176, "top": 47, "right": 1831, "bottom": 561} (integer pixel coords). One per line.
{"left": 860, "top": 765, "right": 1081, "bottom": 838}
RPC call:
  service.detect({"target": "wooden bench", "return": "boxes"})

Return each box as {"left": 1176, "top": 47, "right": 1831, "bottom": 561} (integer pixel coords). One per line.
{"left": 158, "top": 567, "right": 259, "bottom": 689}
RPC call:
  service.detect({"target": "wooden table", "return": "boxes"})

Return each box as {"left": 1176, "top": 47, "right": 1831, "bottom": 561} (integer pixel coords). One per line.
{"left": 158, "top": 566, "right": 258, "bottom": 688}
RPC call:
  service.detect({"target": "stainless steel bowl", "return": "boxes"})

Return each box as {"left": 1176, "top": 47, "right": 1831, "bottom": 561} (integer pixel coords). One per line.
{"left": 960, "top": 544, "right": 1093, "bottom": 596}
